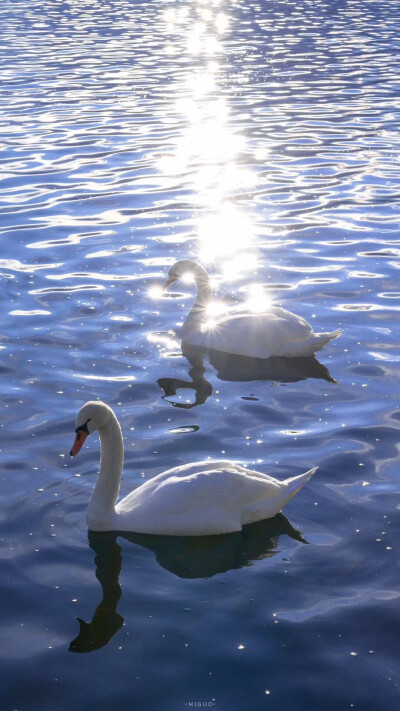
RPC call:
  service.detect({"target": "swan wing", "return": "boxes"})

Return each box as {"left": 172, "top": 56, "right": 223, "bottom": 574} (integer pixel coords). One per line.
{"left": 115, "top": 461, "right": 286, "bottom": 535}
{"left": 190, "top": 309, "right": 314, "bottom": 358}
{"left": 185, "top": 308, "right": 340, "bottom": 358}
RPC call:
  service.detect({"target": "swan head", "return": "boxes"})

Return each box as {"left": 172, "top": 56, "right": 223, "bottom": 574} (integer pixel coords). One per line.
{"left": 70, "top": 401, "right": 113, "bottom": 457}
{"left": 163, "top": 260, "right": 207, "bottom": 290}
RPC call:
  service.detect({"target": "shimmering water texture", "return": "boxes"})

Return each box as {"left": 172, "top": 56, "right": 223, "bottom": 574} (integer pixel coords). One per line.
{"left": 1, "top": 0, "right": 400, "bottom": 709}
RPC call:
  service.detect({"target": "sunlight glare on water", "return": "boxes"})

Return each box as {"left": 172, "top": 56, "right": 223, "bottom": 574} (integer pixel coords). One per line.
{"left": 244, "top": 284, "right": 274, "bottom": 313}
{"left": 158, "top": 0, "right": 258, "bottom": 281}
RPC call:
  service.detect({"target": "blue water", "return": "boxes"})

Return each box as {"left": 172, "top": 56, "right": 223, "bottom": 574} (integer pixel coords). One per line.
{"left": 1, "top": 0, "right": 400, "bottom": 708}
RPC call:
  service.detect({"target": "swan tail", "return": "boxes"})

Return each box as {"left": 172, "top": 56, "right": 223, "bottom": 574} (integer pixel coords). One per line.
{"left": 283, "top": 467, "right": 317, "bottom": 500}
{"left": 313, "top": 329, "right": 342, "bottom": 352}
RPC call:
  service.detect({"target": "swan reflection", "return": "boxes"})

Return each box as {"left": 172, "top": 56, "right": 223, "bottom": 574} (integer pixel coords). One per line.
{"left": 69, "top": 514, "right": 306, "bottom": 653}
{"left": 157, "top": 343, "right": 336, "bottom": 409}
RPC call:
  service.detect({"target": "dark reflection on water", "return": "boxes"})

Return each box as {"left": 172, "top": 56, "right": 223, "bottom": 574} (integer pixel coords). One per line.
{"left": 70, "top": 515, "right": 305, "bottom": 653}
{"left": 158, "top": 345, "right": 336, "bottom": 408}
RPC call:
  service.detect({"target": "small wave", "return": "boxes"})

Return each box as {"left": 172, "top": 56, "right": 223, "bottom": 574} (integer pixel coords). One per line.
{"left": 0, "top": 259, "right": 62, "bottom": 272}
{"left": 73, "top": 374, "right": 137, "bottom": 382}
{"left": 29, "top": 284, "right": 105, "bottom": 294}
{"left": 8, "top": 309, "right": 51, "bottom": 316}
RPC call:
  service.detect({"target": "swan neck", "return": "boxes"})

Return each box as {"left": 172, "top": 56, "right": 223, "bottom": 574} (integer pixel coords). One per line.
{"left": 87, "top": 413, "right": 124, "bottom": 528}
{"left": 183, "top": 264, "right": 211, "bottom": 336}
{"left": 193, "top": 264, "right": 212, "bottom": 305}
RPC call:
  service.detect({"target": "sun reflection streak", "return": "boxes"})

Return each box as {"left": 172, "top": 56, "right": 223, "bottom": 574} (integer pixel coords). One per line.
{"left": 245, "top": 284, "right": 273, "bottom": 313}
{"left": 205, "top": 300, "right": 226, "bottom": 318}
{"left": 202, "top": 317, "right": 218, "bottom": 332}
{"left": 148, "top": 285, "right": 164, "bottom": 300}
{"left": 222, "top": 252, "right": 258, "bottom": 282}
{"left": 181, "top": 272, "right": 195, "bottom": 285}
{"left": 159, "top": 0, "right": 259, "bottom": 282}
{"left": 197, "top": 206, "right": 255, "bottom": 264}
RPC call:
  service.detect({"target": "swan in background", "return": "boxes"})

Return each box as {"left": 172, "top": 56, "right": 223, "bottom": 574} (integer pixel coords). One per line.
{"left": 163, "top": 259, "right": 341, "bottom": 358}
{"left": 70, "top": 401, "right": 317, "bottom": 535}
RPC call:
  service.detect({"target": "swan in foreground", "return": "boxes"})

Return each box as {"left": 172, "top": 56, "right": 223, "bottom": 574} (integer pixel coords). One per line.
{"left": 163, "top": 259, "right": 341, "bottom": 358}
{"left": 70, "top": 401, "right": 316, "bottom": 535}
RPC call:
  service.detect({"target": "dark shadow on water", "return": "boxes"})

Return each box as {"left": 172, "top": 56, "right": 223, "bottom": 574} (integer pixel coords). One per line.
{"left": 157, "top": 344, "right": 336, "bottom": 409}
{"left": 69, "top": 514, "right": 306, "bottom": 653}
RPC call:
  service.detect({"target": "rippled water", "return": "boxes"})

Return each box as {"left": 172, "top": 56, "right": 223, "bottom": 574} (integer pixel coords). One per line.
{"left": 1, "top": 0, "right": 400, "bottom": 708}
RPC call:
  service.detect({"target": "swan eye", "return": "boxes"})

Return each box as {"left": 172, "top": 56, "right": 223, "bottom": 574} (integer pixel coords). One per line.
{"left": 75, "top": 418, "right": 91, "bottom": 435}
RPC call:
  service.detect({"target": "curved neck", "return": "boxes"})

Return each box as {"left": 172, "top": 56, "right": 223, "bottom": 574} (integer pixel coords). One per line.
{"left": 87, "top": 413, "right": 124, "bottom": 529}
{"left": 182, "top": 263, "right": 212, "bottom": 337}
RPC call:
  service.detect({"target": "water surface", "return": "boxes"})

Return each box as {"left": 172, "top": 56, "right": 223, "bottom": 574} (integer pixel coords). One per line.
{"left": 1, "top": 0, "right": 400, "bottom": 709}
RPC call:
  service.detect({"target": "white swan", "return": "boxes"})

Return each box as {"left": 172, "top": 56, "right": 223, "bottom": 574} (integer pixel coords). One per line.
{"left": 70, "top": 401, "right": 316, "bottom": 535}
{"left": 163, "top": 259, "right": 341, "bottom": 358}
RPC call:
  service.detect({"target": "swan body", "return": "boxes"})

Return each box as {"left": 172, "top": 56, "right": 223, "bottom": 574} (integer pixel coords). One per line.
{"left": 70, "top": 401, "right": 317, "bottom": 535}
{"left": 164, "top": 260, "right": 341, "bottom": 358}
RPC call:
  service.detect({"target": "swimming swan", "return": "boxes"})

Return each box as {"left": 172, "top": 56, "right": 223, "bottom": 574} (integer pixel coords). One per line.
{"left": 70, "top": 401, "right": 317, "bottom": 535}
{"left": 164, "top": 259, "right": 341, "bottom": 358}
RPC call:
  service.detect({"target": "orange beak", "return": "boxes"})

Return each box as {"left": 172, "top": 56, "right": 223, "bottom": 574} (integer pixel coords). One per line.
{"left": 163, "top": 276, "right": 177, "bottom": 291}
{"left": 70, "top": 431, "right": 88, "bottom": 457}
